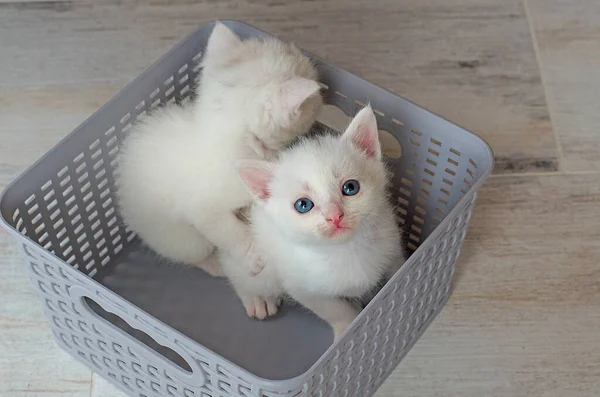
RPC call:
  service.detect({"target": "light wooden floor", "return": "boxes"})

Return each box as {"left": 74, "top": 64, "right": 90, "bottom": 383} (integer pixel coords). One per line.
{"left": 1, "top": 0, "right": 599, "bottom": 396}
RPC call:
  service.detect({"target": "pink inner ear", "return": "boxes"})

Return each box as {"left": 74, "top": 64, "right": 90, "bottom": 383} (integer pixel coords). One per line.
{"left": 278, "top": 78, "right": 321, "bottom": 113}
{"left": 345, "top": 106, "right": 381, "bottom": 159}
{"left": 238, "top": 164, "right": 273, "bottom": 200}
{"left": 354, "top": 123, "right": 378, "bottom": 158}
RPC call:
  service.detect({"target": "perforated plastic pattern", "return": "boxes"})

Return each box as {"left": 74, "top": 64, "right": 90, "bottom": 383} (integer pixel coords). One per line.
{"left": 0, "top": 20, "right": 493, "bottom": 397}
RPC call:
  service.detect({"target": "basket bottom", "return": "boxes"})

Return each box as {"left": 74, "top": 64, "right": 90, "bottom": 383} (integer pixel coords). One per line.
{"left": 94, "top": 243, "right": 333, "bottom": 380}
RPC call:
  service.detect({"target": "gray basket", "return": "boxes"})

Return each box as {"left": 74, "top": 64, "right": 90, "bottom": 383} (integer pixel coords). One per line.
{"left": 0, "top": 21, "right": 493, "bottom": 397}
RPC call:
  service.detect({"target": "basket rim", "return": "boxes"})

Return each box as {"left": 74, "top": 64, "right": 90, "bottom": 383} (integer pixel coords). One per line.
{"left": 0, "top": 19, "right": 495, "bottom": 390}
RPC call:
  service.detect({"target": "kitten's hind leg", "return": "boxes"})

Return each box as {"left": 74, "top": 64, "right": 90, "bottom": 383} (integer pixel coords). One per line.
{"left": 194, "top": 211, "right": 265, "bottom": 275}
{"left": 192, "top": 249, "right": 225, "bottom": 277}
{"left": 133, "top": 215, "right": 215, "bottom": 266}
{"left": 290, "top": 294, "right": 360, "bottom": 340}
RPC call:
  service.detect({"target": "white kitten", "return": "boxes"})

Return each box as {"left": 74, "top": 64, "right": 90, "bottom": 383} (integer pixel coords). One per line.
{"left": 117, "top": 22, "right": 322, "bottom": 275}
{"left": 220, "top": 106, "right": 405, "bottom": 339}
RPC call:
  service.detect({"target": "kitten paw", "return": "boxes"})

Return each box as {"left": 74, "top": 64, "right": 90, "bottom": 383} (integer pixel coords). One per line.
{"left": 242, "top": 296, "right": 280, "bottom": 320}
{"left": 248, "top": 260, "right": 265, "bottom": 276}
{"left": 245, "top": 244, "right": 265, "bottom": 276}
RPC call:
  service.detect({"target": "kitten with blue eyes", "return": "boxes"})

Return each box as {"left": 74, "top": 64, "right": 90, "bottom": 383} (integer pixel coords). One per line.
{"left": 219, "top": 105, "right": 405, "bottom": 340}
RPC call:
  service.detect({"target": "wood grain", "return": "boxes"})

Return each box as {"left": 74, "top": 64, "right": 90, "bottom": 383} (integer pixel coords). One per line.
{"left": 91, "top": 373, "right": 124, "bottom": 397}
{"left": 83, "top": 175, "right": 600, "bottom": 397}
{"left": 0, "top": 228, "right": 92, "bottom": 397}
{"left": 0, "top": 0, "right": 599, "bottom": 396}
{"left": 0, "top": 82, "right": 119, "bottom": 396}
{"left": 0, "top": 0, "right": 557, "bottom": 173}
{"left": 0, "top": 83, "right": 122, "bottom": 186}
{"left": 526, "top": 0, "right": 600, "bottom": 172}
{"left": 376, "top": 174, "right": 600, "bottom": 397}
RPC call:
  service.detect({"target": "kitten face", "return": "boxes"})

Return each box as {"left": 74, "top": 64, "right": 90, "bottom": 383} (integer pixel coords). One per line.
{"left": 277, "top": 167, "right": 374, "bottom": 242}
{"left": 238, "top": 106, "right": 388, "bottom": 244}
{"left": 202, "top": 22, "right": 323, "bottom": 150}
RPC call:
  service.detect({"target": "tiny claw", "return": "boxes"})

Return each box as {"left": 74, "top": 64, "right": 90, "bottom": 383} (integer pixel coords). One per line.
{"left": 266, "top": 297, "right": 279, "bottom": 316}
{"left": 241, "top": 295, "right": 280, "bottom": 320}
{"left": 245, "top": 244, "right": 265, "bottom": 276}
{"left": 248, "top": 260, "right": 265, "bottom": 276}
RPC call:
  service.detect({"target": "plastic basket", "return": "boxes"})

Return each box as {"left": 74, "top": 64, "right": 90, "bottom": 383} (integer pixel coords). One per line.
{"left": 0, "top": 20, "right": 493, "bottom": 397}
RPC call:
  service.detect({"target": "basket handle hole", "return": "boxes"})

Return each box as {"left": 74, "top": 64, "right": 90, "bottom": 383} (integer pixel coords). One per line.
{"left": 316, "top": 104, "right": 349, "bottom": 132}
{"left": 83, "top": 296, "right": 193, "bottom": 374}
{"left": 378, "top": 130, "right": 402, "bottom": 159}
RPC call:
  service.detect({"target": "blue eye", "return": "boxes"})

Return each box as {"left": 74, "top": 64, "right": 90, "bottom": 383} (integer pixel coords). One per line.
{"left": 342, "top": 179, "right": 360, "bottom": 196}
{"left": 294, "top": 198, "right": 314, "bottom": 213}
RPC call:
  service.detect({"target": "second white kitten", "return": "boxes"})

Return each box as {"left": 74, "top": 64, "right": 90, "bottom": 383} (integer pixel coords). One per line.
{"left": 117, "top": 22, "right": 322, "bottom": 274}
{"left": 220, "top": 106, "right": 405, "bottom": 339}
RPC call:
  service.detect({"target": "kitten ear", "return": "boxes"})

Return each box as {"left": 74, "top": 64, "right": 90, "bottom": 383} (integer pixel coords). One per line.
{"left": 343, "top": 105, "right": 381, "bottom": 159}
{"left": 267, "top": 78, "right": 321, "bottom": 123}
{"left": 279, "top": 78, "right": 321, "bottom": 111}
{"left": 205, "top": 22, "right": 242, "bottom": 62}
{"left": 235, "top": 160, "right": 276, "bottom": 201}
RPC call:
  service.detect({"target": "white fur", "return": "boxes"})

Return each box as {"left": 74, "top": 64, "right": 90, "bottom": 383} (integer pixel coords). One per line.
{"left": 221, "top": 106, "right": 405, "bottom": 339}
{"left": 116, "top": 22, "right": 322, "bottom": 273}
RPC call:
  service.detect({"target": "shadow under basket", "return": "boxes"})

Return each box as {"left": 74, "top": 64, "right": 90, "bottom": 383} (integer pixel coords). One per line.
{"left": 0, "top": 21, "right": 493, "bottom": 397}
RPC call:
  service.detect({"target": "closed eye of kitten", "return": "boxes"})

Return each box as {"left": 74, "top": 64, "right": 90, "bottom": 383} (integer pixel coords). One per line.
{"left": 116, "top": 21, "right": 323, "bottom": 277}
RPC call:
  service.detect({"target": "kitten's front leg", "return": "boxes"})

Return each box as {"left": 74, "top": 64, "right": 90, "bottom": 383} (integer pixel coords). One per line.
{"left": 244, "top": 243, "right": 264, "bottom": 276}
{"left": 290, "top": 294, "right": 360, "bottom": 340}
{"left": 219, "top": 250, "right": 281, "bottom": 319}
{"left": 198, "top": 211, "right": 264, "bottom": 275}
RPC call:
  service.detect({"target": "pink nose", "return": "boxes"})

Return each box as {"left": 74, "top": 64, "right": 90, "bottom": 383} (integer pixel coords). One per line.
{"left": 326, "top": 210, "right": 344, "bottom": 227}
